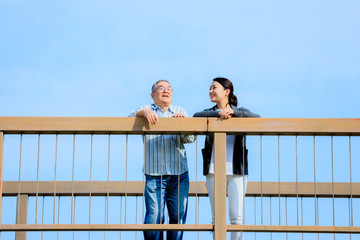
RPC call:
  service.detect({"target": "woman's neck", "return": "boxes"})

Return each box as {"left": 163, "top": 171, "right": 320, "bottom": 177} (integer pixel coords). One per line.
{"left": 216, "top": 101, "right": 230, "bottom": 110}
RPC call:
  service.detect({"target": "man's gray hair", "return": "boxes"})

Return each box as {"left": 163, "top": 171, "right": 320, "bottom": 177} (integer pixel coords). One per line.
{"left": 151, "top": 80, "right": 171, "bottom": 92}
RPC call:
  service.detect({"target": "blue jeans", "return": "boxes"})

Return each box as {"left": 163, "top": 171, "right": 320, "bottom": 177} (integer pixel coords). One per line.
{"left": 144, "top": 172, "right": 189, "bottom": 240}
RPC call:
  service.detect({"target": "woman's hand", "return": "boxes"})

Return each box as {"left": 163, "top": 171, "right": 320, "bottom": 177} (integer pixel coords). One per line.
{"left": 219, "top": 109, "right": 234, "bottom": 119}
{"left": 172, "top": 113, "right": 186, "bottom": 118}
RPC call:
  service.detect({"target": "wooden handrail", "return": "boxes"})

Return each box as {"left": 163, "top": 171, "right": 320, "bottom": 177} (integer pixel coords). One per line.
{"left": 0, "top": 224, "right": 360, "bottom": 234}
{"left": 0, "top": 117, "right": 359, "bottom": 135}
{"left": 2, "top": 181, "right": 359, "bottom": 198}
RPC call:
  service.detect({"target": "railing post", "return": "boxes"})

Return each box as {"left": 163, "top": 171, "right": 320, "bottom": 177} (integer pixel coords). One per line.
{"left": 0, "top": 132, "right": 3, "bottom": 224}
{"left": 214, "top": 132, "right": 227, "bottom": 240}
{"left": 16, "top": 194, "right": 28, "bottom": 240}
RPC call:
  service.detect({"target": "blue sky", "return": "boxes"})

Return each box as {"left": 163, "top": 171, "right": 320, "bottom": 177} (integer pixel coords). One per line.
{"left": 1, "top": 0, "right": 359, "bottom": 118}
{"left": 1, "top": 1, "right": 360, "bottom": 239}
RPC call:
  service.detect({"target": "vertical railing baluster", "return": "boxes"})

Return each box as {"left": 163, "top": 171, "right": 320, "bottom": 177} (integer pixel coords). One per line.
{"left": 16, "top": 194, "right": 28, "bottom": 240}
{"left": 178, "top": 135, "right": 181, "bottom": 224}
{"left": 73, "top": 196, "right": 76, "bottom": 240}
{"left": 254, "top": 197, "right": 257, "bottom": 240}
{"left": 17, "top": 134, "right": 23, "bottom": 224}
{"left": 71, "top": 134, "right": 75, "bottom": 224}
{"left": 104, "top": 134, "right": 111, "bottom": 240}
{"left": 317, "top": 197, "right": 319, "bottom": 240}
{"left": 269, "top": 135, "right": 273, "bottom": 240}
{"left": 285, "top": 197, "right": 288, "bottom": 240}
{"left": 41, "top": 196, "right": 45, "bottom": 240}
{"left": 104, "top": 134, "right": 110, "bottom": 225}
{"left": 53, "top": 134, "right": 58, "bottom": 225}
{"left": 197, "top": 197, "right": 200, "bottom": 238}
{"left": 89, "top": 134, "right": 93, "bottom": 240}
{"left": 348, "top": 198, "right": 351, "bottom": 240}
{"left": 313, "top": 136, "right": 317, "bottom": 226}
{"left": 278, "top": 135, "right": 281, "bottom": 226}
{"left": 71, "top": 134, "right": 76, "bottom": 240}
{"left": 160, "top": 135, "right": 163, "bottom": 224}
{"left": 0, "top": 132, "right": 4, "bottom": 240}
{"left": 195, "top": 137, "right": 199, "bottom": 240}
{"left": 314, "top": 136, "right": 320, "bottom": 240}
{"left": 57, "top": 196, "right": 60, "bottom": 240}
{"left": 270, "top": 197, "right": 272, "bottom": 240}
{"left": 125, "top": 134, "right": 128, "bottom": 224}
{"left": 119, "top": 135, "right": 125, "bottom": 240}
{"left": 349, "top": 136, "right": 353, "bottom": 240}
{"left": 106, "top": 134, "right": 111, "bottom": 224}
{"left": 214, "top": 132, "right": 226, "bottom": 240}
{"left": 35, "top": 134, "right": 41, "bottom": 225}
{"left": 301, "top": 197, "right": 304, "bottom": 240}
{"left": 260, "top": 135, "right": 263, "bottom": 226}
{"left": 243, "top": 135, "right": 246, "bottom": 229}
{"left": 119, "top": 195, "right": 122, "bottom": 240}
{"left": 331, "top": 136, "right": 335, "bottom": 240}
{"left": 296, "top": 135, "right": 299, "bottom": 226}
{"left": 135, "top": 196, "right": 138, "bottom": 240}
{"left": 142, "top": 135, "right": 145, "bottom": 223}
{"left": 104, "top": 205, "right": 106, "bottom": 240}
{"left": 0, "top": 132, "right": 4, "bottom": 226}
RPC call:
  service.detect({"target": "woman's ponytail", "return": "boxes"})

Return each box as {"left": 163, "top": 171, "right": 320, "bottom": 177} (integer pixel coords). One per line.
{"left": 229, "top": 92, "right": 238, "bottom": 107}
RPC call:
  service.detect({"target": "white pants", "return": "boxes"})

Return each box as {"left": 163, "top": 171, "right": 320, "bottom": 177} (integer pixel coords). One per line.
{"left": 206, "top": 174, "right": 248, "bottom": 240}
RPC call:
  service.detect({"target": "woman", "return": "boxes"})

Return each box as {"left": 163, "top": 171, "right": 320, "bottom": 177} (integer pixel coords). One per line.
{"left": 193, "top": 77, "right": 260, "bottom": 240}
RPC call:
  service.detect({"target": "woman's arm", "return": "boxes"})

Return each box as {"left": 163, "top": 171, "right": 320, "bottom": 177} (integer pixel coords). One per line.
{"left": 194, "top": 106, "right": 260, "bottom": 118}
{"left": 232, "top": 107, "right": 260, "bottom": 118}
{"left": 193, "top": 109, "right": 220, "bottom": 117}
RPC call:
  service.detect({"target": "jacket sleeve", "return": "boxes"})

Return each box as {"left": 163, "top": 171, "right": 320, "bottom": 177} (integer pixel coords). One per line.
{"left": 233, "top": 107, "right": 260, "bottom": 118}
{"left": 193, "top": 109, "right": 219, "bottom": 117}
{"left": 171, "top": 134, "right": 196, "bottom": 144}
{"left": 172, "top": 108, "right": 196, "bottom": 143}
{"left": 180, "top": 135, "right": 196, "bottom": 143}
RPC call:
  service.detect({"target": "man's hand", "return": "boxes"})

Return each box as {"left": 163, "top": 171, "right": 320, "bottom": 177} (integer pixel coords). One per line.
{"left": 219, "top": 109, "right": 234, "bottom": 119}
{"left": 137, "top": 109, "right": 159, "bottom": 125}
{"left": 172, "top": 113, "right": 186, "bottom": 118}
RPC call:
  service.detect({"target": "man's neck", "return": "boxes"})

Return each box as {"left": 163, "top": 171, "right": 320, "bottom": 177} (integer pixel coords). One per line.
{"left": 155, "top": 103, "right": 171, "bottom": 112}
{"left": 161, "top": 106, "right": 169, "bottom": 112}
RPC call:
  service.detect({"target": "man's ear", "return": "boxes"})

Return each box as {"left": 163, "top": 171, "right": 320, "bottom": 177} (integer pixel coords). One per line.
{"left": 151, "top": 92, "right": 155, "bottom": 100}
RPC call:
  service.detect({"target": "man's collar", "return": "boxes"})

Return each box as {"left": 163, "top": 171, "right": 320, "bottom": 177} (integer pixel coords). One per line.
{"left": 152, "top": 103, "right": 174, "bottom": 113}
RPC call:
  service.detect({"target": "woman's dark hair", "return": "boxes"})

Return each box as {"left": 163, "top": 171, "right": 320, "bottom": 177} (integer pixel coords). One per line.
{"left": 213, "top": 77, "right": 238, "bottom": 107}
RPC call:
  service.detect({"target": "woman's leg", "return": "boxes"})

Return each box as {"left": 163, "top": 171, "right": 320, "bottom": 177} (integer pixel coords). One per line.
{"left": 205, "top": 174, "right": 215, "bottom": 239}
{"left": 205, "top": 174, "right": 215, "bottom": 224}
{"left": 227, "top": 175, "right": 247, "bottom": 240}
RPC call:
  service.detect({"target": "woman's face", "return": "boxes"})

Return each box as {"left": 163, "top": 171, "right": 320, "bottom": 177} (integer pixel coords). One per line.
{"left": 209, "top": 81, "right": 230, "bottom": 103}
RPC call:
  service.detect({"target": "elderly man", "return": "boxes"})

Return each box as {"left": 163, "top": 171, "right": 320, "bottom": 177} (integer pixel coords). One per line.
{"left": 129, "top": 80, "right": 195, "bottom": 240}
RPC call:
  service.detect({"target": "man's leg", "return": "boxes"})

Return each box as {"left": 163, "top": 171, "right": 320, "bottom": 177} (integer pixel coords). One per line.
{"left": 166, "top": 172, "right": 189, "bottom": 240}
{"left": 144, "top": 175, "right": 167, "bottom": 240}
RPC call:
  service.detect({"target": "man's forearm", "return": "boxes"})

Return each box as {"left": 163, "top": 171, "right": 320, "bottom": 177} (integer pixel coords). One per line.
{"left": 136, "top": 109, "right": 146, "bottom": 117}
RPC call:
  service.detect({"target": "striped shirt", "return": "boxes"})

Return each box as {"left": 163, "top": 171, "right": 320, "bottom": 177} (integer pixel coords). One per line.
{"left": 129, "top": 103, "right": 195, "bottom": 176}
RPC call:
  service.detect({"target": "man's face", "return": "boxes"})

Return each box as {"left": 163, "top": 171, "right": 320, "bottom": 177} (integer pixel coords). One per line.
{"left": 151, "top": 81, "right": 173, "bottom": 107}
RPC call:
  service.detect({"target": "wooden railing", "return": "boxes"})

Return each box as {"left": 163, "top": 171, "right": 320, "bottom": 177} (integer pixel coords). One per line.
{"left": 0, "top": 117, "right": 360, "bottom": 240}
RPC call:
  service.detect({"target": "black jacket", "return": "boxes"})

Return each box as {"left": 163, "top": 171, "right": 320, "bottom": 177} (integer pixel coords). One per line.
{"left": 193, "top": 105, "right": 260, "bottom": 175}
